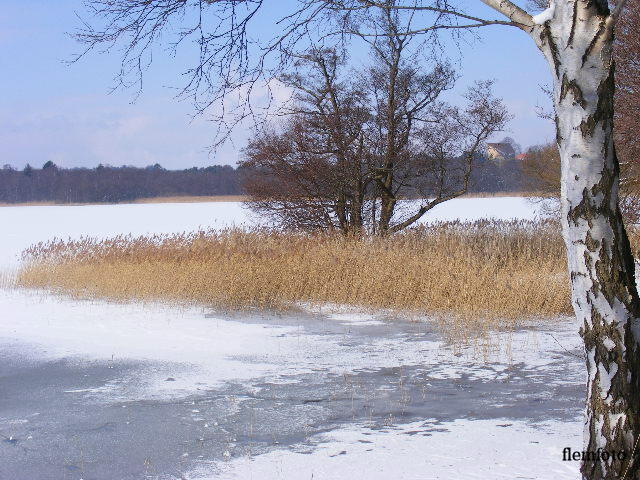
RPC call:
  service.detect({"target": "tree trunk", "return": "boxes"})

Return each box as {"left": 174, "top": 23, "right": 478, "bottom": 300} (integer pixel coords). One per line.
{"left": 535, "top": 3, "right": 640, "bottom": 478}
{"left": 335, "top": 192, "right": 349, "bottom": 234}
{"left": 379, "top": 193, "right": 396, "bottom": 234}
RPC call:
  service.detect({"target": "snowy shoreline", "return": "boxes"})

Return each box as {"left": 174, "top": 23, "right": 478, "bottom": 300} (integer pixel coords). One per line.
{"left": 0, "top": 197, "right": 582, "bottom": 479}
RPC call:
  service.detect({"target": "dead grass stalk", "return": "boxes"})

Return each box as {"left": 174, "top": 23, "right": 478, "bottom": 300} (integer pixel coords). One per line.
{"left": 16, "top": 220, "right": 576, "bottom": 330}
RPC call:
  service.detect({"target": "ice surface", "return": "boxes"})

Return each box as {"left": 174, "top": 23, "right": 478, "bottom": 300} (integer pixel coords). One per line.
{"left": 0, "top": 197, "right": 581, "bottom": 479}
{"left": 0, "top": 289, "right": 584, "bottom": 478}
{"left": 0, "top": 197, "right": 542, "bottom": 269}
{"left": 190, "top": 418, "right": 579, "bottom": 480}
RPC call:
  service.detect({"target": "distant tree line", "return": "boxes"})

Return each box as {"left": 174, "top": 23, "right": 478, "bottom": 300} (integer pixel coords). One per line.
{"left": 0, "top": 158, "right": 524, "bottom": 205}
{"left": 436, "top": 156, "right": 524, "bottom": 195}
{"left": 0, "top": 162, "right": 243, "bottom": 203}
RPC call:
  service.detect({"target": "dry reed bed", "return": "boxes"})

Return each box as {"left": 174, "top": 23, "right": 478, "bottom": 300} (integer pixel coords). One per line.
{"left": 16, "top": 220, "right": 574, "bottom": 326}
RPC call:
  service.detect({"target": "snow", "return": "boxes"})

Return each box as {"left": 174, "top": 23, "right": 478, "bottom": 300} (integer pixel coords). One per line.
{"left": 0, "top": 289, "right": 581, "bottom": 401}
{"left": 188, "top": 418, "right": 579, "bottom": 480}
{"left": 0, "top": 201, "right": 250, "bottom": 269}
{"left": 0, "top": 288, "right": 584, "bottom": 478}
{"left": 0, "top": 197, "right": 542, "bottom": 269}
{"left": 532, "top": 1, "right": 556, "bottom": 25}
{"left": 398, "top": 196, "right": 541, "bottom": 223}
{"left": 0, "top": 197, "right": 581, "bottom": 479}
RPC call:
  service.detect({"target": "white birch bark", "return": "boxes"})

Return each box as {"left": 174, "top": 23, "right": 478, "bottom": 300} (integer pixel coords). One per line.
{"left": 483, "top": 1, "right": 640, "bottom": 478}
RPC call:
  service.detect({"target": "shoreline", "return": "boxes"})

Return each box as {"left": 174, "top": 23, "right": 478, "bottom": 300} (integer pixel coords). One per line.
{"left": 0, "top": 192, "right": 544, "bottom": 208}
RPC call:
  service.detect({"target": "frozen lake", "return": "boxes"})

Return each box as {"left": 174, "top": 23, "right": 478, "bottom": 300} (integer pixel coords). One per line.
{"left": 0, "top": 198, "right": 583, "bottom": 480}
{"left": 0, "top": 197, "right": 543, "bottom": 268}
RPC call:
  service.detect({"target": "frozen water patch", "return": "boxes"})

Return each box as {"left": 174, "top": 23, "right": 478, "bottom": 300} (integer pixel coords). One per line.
{"left": 0, "top": 197, "right": 542, "bottom": 269}
{"left": 325, "top": 311, "right": 386, "bottom": 326}
{"left": 0, "top": 289, "right": 583, "bottom": 404}
{"left": 0, "top": 289, "right": 325, "bottom": 401}
{"left": 297, "top": 302, "right": 388, "bottom": 326}
{"left": 0, "top": 201, "right": 252, "bottom": 269}
{"left": 188, "top": 417, "right": 580, "bottom": 480}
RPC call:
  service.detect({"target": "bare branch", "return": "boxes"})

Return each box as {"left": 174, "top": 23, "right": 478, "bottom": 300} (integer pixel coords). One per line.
{"left": 479, "top": 0, "right": 534, "bottom": 30}
{"left": 74, "top": 0, "right": 528, "bottom": 147}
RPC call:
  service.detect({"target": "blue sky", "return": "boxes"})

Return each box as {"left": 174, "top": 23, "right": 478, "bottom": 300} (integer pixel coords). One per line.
{"left": 0, "top": 1, "right": 554, "bottom": 170}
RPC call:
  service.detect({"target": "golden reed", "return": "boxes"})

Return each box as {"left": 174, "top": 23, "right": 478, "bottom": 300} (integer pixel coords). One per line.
{"left": 16, "top": 220, "right": 580, "bottom": 326}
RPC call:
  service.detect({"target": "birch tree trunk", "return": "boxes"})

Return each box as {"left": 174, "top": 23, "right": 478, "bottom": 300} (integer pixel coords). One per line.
{"left": 529, "top": 2, "right": 640, "bottom": 478}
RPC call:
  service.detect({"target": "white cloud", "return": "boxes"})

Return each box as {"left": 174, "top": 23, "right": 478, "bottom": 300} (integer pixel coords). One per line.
{"left": 0, "top": 76, "right": 299, "bottom": 170}
{"left": 0, "top": 94, "right": 235, "bottom": 169}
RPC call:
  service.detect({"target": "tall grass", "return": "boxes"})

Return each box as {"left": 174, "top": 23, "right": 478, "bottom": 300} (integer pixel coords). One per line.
{"left": 16, "top": 220, "right": 574, "bottom": 326}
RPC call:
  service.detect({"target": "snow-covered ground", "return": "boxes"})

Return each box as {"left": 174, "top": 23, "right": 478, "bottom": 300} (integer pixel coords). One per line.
{"left": 0, "top": 197, "right": 541, "bottom": 268}
{"left": 204, "top": 418, "right": 579, "bottom": 480}
{"left": 0, "top": 198, "right": 583, "bottom": 480}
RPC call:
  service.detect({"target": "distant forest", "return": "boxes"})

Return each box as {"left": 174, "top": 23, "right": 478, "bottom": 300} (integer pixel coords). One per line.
{"left": 0, "top": 162, "right": 243, "bottom": 203}
{"left": 0, "top": 158, "right": 524, "bottom": 204}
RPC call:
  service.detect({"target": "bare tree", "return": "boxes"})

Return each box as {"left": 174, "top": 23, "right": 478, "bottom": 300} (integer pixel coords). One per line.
{"left": 454, "top": 5, "right": 640, "bottom": 478}
{"left": 353, "top": 4, "right": 458, "bottom": 233}
{"left": 241, "top": 127, "right": 369, "bottom": 234}
{"left": 242, "top": 4, "right": 507, "bottom": 235}
{"left": 614, "top": 0, "right": 640, "bottom": 202}
{"left": 241, "top": 49, "right": 372, "bottom": 234}
{"left": 389, "top": 81, "right": 509, "bottom": 232}
{"left": 241, "top": 47, "right": 506, "bottom": 235}
{"left": 76, "top": 1, "right": 640, "bottom": 477}
{"left": 242, "top": 124, "right": 354, "bottom": 232}
{"left": 521, "top": 143, "right": 562, "bottom": 196}
{"left": 526, "top": 1, "right": 640, "bottom": 223}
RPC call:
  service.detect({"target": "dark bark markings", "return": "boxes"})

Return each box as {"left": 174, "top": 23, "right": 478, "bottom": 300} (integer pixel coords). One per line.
{"left": 562, "top": 47, "right": 640, "bottom": 480}
{"left": 579, "top": 69, "right": 615, "bottom": 139}
{"left": 560, "top": 73, "right": 587, "bottom": 109}
{"left": 568, "top": 0, "right": 579, "bottom": 47}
